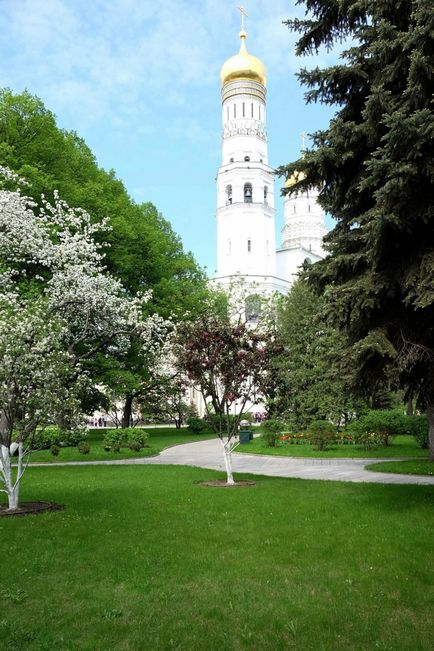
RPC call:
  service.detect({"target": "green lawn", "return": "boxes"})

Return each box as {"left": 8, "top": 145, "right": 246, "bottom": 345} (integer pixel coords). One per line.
{"left": 366, "top": 459, "right": 434, "bottom": 476}
{"left": 28, "top": 427, "right": 214, "bottom": 463}
{"left": 1, "top": 465, "right": 433, "bottom": 650}
{"left": 240, "top": 434, "right": 427, "bottom": 458}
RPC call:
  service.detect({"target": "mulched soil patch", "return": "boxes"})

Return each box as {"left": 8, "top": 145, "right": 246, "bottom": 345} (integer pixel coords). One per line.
{"left": 198, "top": 480, "right": 257, "bottom": 488}
{"left": 0, "top": 501, "right": 65, "bottom": 517}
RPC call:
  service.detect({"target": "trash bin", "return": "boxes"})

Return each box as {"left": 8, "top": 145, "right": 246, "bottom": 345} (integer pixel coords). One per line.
{"left": 239, "top": 430, "right": 251, "bottom": 443}
{"left": 239, "top": 419, "right": 252, "bottom": 444}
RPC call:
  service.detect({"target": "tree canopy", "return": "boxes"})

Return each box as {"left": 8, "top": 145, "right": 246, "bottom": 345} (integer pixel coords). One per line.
{"left": 0, "top": 88, "right": 214, "bottom": 422}
{"left": 272, "top": 280, "right": 364, "bottom": 429}
{"left": 176, "top": 306, "right": 277, "bottom": 484}
{"left": 0, "top": 168, "right": 164, "bottom": 509}
{"left": 279, "top": 0, "right": 434, "bottom": 458}
{"left": 0, "top": 88, "right": 209, "bottom": 318}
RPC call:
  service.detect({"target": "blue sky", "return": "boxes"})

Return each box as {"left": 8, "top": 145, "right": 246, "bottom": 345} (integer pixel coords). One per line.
{"left": 0, "top": 0, "right": 340, "bottom": 274}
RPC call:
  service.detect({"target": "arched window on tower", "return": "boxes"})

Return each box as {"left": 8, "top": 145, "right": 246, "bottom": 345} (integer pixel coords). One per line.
{"left": 226, "top": 185, "right": 232, "bottom": 205}
{"left": 247, "top": 238, "right": 252, "bottom": 252}
{"left": 293, "top": 205, "right": 296, "bottom": 214}
{"left": 244, "top": 183, "right": 253, "bottom": 203}
{"left": 308, "top": 204, "right": 311, "bottom": 212}
{"left": 264, "top": 186, "right": 268, "bottom": 205}
{"left": 244, "top": 156, "right": 250, "bottom": 162}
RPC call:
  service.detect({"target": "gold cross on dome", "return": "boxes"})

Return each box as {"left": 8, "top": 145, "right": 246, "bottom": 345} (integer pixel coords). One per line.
{"left": 238, "top": 6, "right": 248, "bottom": 30}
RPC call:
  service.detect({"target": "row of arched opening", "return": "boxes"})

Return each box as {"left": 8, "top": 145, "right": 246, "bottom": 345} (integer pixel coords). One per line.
{"left": 225, "top": 184, "right": 268, "bottom": 205}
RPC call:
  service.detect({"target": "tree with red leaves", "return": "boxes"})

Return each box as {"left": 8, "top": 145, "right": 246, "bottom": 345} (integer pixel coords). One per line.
{"left": 176, "top": 314, "right": 277, "bottom": 484}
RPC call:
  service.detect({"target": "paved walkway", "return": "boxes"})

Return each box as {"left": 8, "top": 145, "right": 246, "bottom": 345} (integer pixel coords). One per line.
{"left": 31, "top": 438, "right": 434, "bottom": 486}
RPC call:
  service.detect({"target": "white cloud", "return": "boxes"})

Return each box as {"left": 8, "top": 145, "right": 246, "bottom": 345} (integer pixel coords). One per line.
{"left": 1, "top": 0, "right": 343, "bottom": 132}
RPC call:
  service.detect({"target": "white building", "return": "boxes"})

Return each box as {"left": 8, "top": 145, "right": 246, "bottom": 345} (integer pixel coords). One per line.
{"left": 212, "top": 22, "right": 327, "bottom": 308}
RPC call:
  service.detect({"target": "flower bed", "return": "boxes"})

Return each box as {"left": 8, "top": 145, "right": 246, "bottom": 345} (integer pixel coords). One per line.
{"left": 280, "top": 431, "right": 356, "bottom": 446}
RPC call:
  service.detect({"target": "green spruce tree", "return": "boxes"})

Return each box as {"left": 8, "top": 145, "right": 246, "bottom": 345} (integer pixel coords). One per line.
{"left": 279, "top": 0, "right": 434, "bottom": 457}
{"left": 272, "top": 280, "right": 364, "bottom": 429}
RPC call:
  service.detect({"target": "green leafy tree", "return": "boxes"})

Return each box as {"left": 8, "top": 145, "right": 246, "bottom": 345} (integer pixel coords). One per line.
{"left": 272, "top": 280, "right": 364, "bottom": 429}
{"left": 139, "top": 376, "right": 193, "bottom": 429}
{"left": 0, "top": 89, "right": 211, "bottom": 421}
{"left": 279, "top": 0, "right": 434, "bottom": 459}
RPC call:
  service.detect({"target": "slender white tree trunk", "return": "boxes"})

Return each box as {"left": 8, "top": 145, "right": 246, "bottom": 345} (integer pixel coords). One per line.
{"left": 220, "top": 438, "right": 235, "bottom": 485}
{"left": 0, "top": 443, "right": 22, "bottom": 510}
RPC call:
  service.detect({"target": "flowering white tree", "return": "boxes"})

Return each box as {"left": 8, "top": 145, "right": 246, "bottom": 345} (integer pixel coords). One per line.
{"left": 0, "top": 168, "right": 166, "bottom": 510}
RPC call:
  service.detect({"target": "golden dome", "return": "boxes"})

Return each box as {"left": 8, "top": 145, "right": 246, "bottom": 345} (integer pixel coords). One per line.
{"left": 284, "top": 170, "right": 307, "bottom": 189}
{"left": 220, "top": 30, "right": 266, "bottom": 88}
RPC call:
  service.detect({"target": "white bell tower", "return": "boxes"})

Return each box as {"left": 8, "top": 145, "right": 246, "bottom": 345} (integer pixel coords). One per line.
{"left": 213, "top": 11, "right": 290, "bottom": 299}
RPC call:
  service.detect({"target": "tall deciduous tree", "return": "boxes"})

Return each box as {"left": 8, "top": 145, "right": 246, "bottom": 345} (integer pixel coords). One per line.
{"left": 279, "top": 0, "right": 434, "bottom": 458}
{"left": 0, "top": 89, "right": 210, "bottom": 420}
{"left": 0, "top": 169, "right": 164, "bottom": 510}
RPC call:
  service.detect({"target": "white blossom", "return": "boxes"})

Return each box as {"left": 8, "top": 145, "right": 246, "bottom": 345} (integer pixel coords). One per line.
{"left": 0, "top": 168, "right": 167, "bottom": 509}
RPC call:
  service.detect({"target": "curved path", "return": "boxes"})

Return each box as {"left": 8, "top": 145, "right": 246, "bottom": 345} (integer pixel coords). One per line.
{"left": 31, "top": 438, "right": 434, "bottom": 485}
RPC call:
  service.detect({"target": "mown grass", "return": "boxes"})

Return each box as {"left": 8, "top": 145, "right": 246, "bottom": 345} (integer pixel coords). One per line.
{"left": 1, "top": 465, "right": 433, "bottom": 650}
{"left": 240, "top": 434, "right": 427, "bottom": 458}
{"left": 367, "top": 459, "right": 434, "bottom": 476}
{"left": 28, "top": 427, "right": 213, "bottom": 463}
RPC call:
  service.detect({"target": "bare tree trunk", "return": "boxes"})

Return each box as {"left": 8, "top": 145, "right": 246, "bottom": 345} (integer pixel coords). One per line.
{"left": 220, "top": 438, "right": 235, "bottom": 485}
{"left": 121, "top": 395, "right": 133, "bottom": 429}
{"left": 427, "top": 402, "right": 434, "bottom": 463}
{"left": 0, "top": 443, "right": 23, "bottom": 510}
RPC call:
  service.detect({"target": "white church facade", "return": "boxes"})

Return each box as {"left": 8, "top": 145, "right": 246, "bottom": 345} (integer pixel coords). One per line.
{"left": 212, "top": 20, "right": 327, "bottom": 306}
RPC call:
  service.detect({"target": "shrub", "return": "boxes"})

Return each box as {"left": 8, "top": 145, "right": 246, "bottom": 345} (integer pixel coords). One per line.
{"left": 261, "top": 430, "right": 281, "bottom": 447}
{"left": 103, "top": 428, "right": 149, "bottom": 452}
{"left": 62, "top": 429, "right": 87, "bottom": 447}
{"left": 50, "top": 444, "right": 60, "bottom": 456}
{"left": 261, "top": 419, "right": 285, "bottom": 433}
{"left": 31, "top": 426, "right": 62, "bottom": 450}
{"left": 410, "top": 416, "right": 428, "bottom": 449}
{"left": 354, "top": 431, "right": 383, "bottom": 450}
{"left": 307, "top": 420, "right": 336, "bottom": 451}
{"left": 186, "top": 417, "right": 209, "bottom": 434}
{"left": 103, "top": 429, "right": 128, "bottom": 452}
{"left": 335, "top": 431, "right": 356, "bottom": 445}
{"left": 347, "top": 409, "right": 426, "bottom": 446}
{"left": 128, "top": 430, "right": 149, "bottom": 448}
{"left": 77, "top": 441, "right": 90, "bottom": 454}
